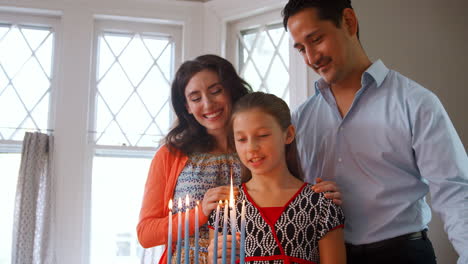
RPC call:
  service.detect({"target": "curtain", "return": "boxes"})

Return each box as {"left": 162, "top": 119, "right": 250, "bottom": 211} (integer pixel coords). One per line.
{"left": 12, "top": 132, "right": 55, "bottom": 264}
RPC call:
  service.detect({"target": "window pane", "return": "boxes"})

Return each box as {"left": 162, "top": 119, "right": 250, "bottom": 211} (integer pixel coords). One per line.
{"left": 239, "top": 24, "right": 290, "bottom": 104}
{"left": 0, "top": 153, "right": 21, "bottom": 264}
{"left": 95, "top": 32, "right": 173, "bottom": 147}
{"left": 90, "top": 156, "right": 152, "bottom": 264}
{"left": 0, "top": 24, "right": 53, "bottom": 140}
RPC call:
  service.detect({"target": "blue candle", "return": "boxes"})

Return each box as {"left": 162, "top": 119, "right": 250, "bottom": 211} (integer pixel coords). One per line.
{"left": 239, "top": 200, "right": 246, "bottom": 264}
{"left": 213, "top": 201, "right": 221, "bottom": 264}
{"left": 167, "top": 199, "right": 173, "bottom": 264}
{"left": 184, "top": 194, "right": 190, "bottom": 264}
{"left": 176, "top": 197, "right": 182, "bottom": 264}
{"left": 221, "top": 200, "right": 229, "bottom": 264}
{"left": 194, "top": 201, "right": 199, "bottom": 264}
{"left": 230, "top": 178, "right": 236, "bottom": 264}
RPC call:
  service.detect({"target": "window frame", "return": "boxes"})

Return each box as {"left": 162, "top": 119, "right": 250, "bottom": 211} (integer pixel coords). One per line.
{"left": 0, "top": 11, "right": 60, "bottom": 264}
{"left": 90, "top": 18, "right": 182, "bottom": 154}
{"left": 86, "top": 17, "right": 183, "bottom": 263}
{"left": 225, "top": 8, "right": 311, "bottom": 110}
{"left": 0, "top": 11, "right": 60, "bottom": 145}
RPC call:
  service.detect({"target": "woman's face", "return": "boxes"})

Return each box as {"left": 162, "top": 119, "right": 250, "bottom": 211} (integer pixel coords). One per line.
{"left": 184, "top": 70, "right": 232, "bottom": 136}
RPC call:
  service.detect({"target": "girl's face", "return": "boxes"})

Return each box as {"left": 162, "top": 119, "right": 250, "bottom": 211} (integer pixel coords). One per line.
{"left": 233, "top": 108, "right": 294, "bottom": 176}
{"left": 185, "top": 70, "right": 232, "bottom": 136}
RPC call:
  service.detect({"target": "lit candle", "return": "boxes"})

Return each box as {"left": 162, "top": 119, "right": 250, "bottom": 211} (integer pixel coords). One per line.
{"left": 184, "top": 194, "right": 190, "bottom": 264}
{"left": 221, "top": 200, "right": 229, "bottom": 264}
{"left": 230, "top": 177, "right": 236, "bottom": 264}
{"left": 167, "top": 199, "right": 173, "bottom": 264}
{"left": 239, "top": 200, "right": 246, "bottom": 264}
{"left": 194, "top": 201, "right": 199, "bottom": 264}
{"left": 176, "top": 197, "right": 182, "bottom": 264}
{"left": 213, "top": 201, "right": 221, "bottom": 264}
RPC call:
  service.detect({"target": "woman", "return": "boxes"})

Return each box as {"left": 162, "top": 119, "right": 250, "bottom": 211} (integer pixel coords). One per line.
{"left": 137, "top": 54, "right": 252, "bottom": 264}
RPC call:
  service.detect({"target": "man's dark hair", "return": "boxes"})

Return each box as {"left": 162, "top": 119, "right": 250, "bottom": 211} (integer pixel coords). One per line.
{"left": 282, "top": 0, "right": 356, "bottom": 37}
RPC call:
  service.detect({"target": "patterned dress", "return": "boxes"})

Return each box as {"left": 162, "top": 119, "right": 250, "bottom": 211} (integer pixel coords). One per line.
{"left": 208, "top": 183, "right": 345, "bottom": 264}
{"left": 172, "top": 152, "right": 241, "bottom": 264}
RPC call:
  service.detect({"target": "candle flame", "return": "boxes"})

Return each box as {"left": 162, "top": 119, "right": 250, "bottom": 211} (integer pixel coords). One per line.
{"left": 185, "top": 194, "right": 190, "bottom": 207}
{"left": 169, "top": 199, "right": 173, "bottom": 210}
{"left": 178, "top": 197, "right": 182, "bottom": 209}
{"left": 196, "top": 200, "right": 199, "bottom": 206}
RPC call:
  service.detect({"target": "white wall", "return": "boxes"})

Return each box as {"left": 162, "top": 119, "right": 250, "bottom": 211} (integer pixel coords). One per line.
{"left": 354, "top": 0, "right": 468, "bottom": 150}
{"left": 353, "top": 1, "right": 467, "bottom": 263}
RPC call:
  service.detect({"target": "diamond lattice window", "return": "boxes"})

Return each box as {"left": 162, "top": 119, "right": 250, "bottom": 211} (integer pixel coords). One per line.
{"left": 94, "top": 31, "right": 174, "bottom": 147}
{"left": 0, "top": 24, "right": 54, "bottom": 141}
{"left": 238, "top": 23, "right": 290, "bottom": 103}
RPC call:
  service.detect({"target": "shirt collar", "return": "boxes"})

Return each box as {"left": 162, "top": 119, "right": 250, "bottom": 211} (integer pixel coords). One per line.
{"left": 363, "top": 59, "right": 389, "bottom": 88}
{"left": 314, "top": 59, "right": 390, "bottom": 95}
{"left": 314, "top": 78, "right": 328, "bottom": 95}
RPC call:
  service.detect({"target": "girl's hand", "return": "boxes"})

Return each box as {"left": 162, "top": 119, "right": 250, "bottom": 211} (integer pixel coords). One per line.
{"left": 312, "top": 178, "right": 342, "bottom": 205}
{"left": 202, "top": 186, "right": 239, "bottom": 216}
{"left": 208, "top": 233, "right": 241, "bottom": 264}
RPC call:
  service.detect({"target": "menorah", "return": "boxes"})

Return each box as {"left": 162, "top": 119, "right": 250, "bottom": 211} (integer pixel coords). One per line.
{"left": 167, "top": 178, "right": 246, "bottom": 264}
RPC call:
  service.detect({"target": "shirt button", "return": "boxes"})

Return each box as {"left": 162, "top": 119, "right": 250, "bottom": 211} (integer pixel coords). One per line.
{"left": 338, "top": 158, "right": 342, "bottom": 162}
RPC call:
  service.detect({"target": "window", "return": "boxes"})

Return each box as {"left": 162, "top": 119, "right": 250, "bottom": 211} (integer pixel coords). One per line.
{"left": 89, "top": 19, "right": 181, "bottom": 264}
{"left": 227, "top": 10, "right": 291, "bottom": 104}
{"left": 0, "top": 152, "right": 21, "bottom": 264}
{"left": 90, "top": 156, "right": 152, "bottom": 263}
{"left": 226, "top": 9, "right": 310, "bottom": 108}
{"left": 0, "top": 14, "right": 56, "bottom": 264}
{"left": 0, "top": 22, "right": 54, "bottom": 140}
{"left": 238, "top": 23, "right": 290, "bottom": 102}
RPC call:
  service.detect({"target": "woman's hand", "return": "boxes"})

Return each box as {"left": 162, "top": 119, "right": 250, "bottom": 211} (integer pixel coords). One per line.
{"left": 202, "top": 186, "right": 239, "bottom": 216}
{"left": 208, "top": 233, "right": 240, "bottom": 264}
{"left": 312, "top": 178, "right": 342, "bottom": 205}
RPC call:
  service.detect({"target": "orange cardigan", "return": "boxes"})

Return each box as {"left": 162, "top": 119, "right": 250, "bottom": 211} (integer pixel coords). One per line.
{"left": 137, "top": 145, "right": 209, "bottom": 263}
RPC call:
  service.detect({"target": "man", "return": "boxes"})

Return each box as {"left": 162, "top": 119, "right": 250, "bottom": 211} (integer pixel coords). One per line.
{"left": 282, "top": 0, "right": 468, "bottom": 263}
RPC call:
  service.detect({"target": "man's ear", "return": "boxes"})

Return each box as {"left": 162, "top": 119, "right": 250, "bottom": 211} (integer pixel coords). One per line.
{"left": 342, "top": 8, "right": 358, "bottom": 37}
{"left": 285, "top": 124, "right": 296, "bottom": 144}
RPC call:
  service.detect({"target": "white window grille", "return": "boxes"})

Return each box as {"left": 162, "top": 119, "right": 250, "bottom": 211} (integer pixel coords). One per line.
{"left": 90, "top": 19, "right": 181, "bottom": 264}
{"left": 0, "top": 23, "right": 54, "bottom": 141}
{"left": 226, "top": 9, "right": 291, "bottom": 105}
{"left": 238, "top": 23, "right": 290, "bottom": 103}
{"left": 0, "top": 14, "right": 57, "bottom": 264}
{"left": 93, "top": 28, "right": 177, "bottom": 148}
{"left": 226, "top": 9, "right": 310, "bottom": 109}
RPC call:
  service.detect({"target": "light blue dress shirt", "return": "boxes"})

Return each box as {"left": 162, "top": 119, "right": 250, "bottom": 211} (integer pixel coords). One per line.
{"left": 292, "top": 60, "right": 468, "bottom": 263}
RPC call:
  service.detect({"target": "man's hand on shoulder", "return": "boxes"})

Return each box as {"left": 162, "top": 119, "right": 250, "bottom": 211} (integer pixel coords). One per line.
{"left": 311, "top": 177, "right": 342, "bottom": 205}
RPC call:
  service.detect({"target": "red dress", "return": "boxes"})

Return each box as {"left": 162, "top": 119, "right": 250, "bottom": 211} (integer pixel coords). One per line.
{"left": 209, "top": 183, "right": 344, "bottom": 264}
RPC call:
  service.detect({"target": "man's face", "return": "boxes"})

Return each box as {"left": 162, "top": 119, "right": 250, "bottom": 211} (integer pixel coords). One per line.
{"left": 287, "top": 8, "right": 353, "bottom": 85}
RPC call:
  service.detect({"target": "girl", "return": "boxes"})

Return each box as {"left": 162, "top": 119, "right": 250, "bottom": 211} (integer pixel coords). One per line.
{"left": 137, "top": 54, "right": 251, "bottom": 264}
{"left": 208, "top": 92, "right": 346, "bottom": 264}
